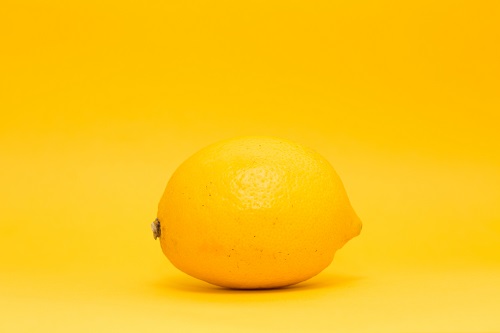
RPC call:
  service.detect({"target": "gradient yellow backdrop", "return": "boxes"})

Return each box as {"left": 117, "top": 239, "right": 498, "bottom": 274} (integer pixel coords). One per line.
{"left": 1, "top": 0, "right": 499, "bottom": 332}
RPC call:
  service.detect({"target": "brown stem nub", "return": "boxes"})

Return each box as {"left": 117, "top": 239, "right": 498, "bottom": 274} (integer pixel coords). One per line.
{"left": 151, "top": 218, "right": 161, "bottom": 240}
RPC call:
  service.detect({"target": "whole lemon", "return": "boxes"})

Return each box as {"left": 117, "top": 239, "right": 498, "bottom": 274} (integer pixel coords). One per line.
{"left": 152, "top": 136, "right": 361, "bottom": 289}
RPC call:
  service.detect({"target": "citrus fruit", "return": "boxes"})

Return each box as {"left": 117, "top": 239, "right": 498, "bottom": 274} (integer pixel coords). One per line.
{"left": 152, "top": 136, "right": 361, "bottom": 289}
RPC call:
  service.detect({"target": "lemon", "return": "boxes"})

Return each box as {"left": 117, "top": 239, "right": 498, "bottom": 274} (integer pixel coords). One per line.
{"left": 152, "top": 136, "right": 361, "bottom": 289}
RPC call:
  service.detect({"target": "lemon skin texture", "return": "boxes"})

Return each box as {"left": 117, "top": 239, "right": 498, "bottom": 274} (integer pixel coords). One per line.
{"left": 156, "top": 136, "right": 361, "bottom": 289}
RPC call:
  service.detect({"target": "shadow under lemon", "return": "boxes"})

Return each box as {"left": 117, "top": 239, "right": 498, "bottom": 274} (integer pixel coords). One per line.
{"left": 151, "top": 270, "right": 364, "bottom": 301}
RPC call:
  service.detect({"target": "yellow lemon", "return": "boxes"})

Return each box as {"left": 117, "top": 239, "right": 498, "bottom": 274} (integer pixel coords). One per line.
{"left": 152, "top": 136, "right": 361, "bottom": 289}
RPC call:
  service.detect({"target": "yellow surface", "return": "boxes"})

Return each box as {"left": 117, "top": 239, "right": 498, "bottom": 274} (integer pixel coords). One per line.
{"left": 1, "top": 0, "right": 499, "bottom": 332}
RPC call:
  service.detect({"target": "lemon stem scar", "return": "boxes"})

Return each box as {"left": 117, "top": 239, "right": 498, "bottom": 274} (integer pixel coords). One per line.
{"left": 151, "top": 218, "right": 161, "bottom": 240}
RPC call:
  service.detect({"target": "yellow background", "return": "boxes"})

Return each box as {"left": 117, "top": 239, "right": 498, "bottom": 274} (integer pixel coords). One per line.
{"left": 1, "top": 0, "right": 499, "bottom": 332}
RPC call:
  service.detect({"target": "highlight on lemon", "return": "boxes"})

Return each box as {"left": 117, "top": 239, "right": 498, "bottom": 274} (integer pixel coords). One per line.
{"left": 152, "top": 136, "right": 361, "bottom": 289}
